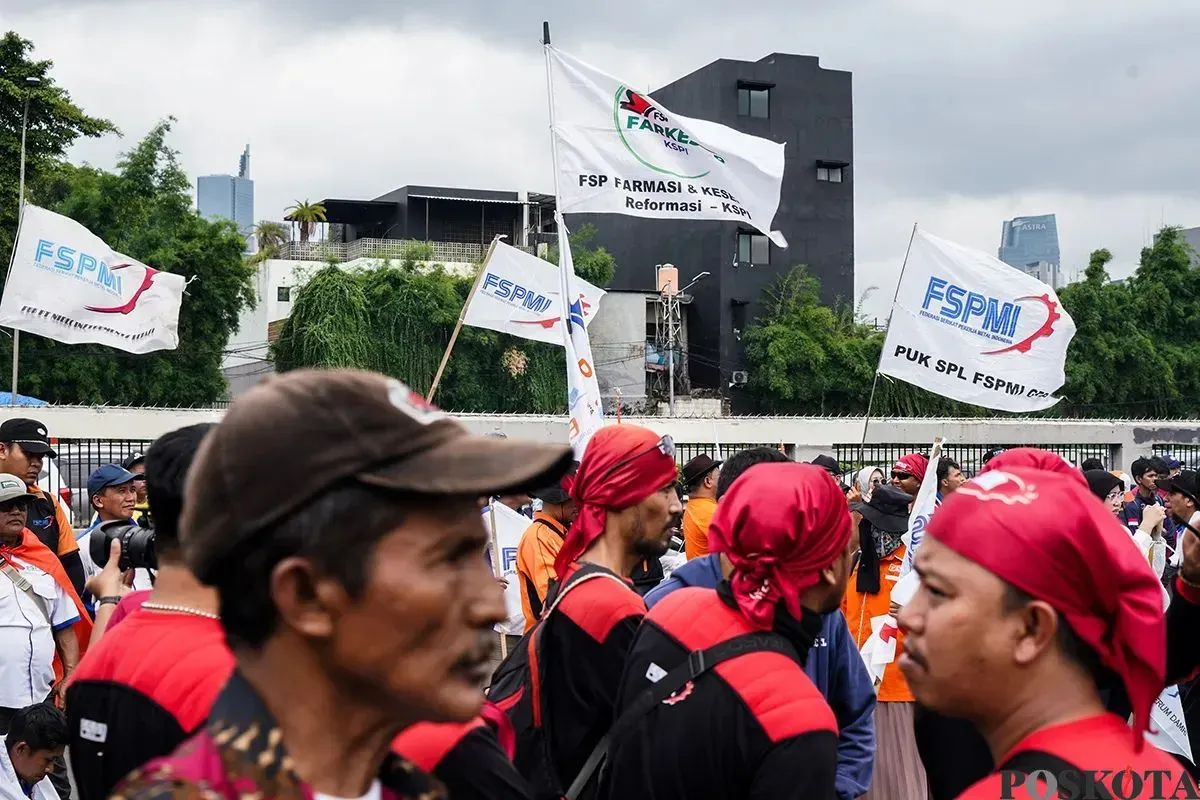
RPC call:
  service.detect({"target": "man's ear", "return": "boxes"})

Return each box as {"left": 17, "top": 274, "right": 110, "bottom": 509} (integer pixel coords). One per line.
{"left": 1011, "top": 599, "right": 1059, "bottom": 667}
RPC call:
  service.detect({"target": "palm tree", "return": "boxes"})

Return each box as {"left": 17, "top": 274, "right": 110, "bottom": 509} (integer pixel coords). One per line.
{"left": 284, "top": 200, "right": 327, "bottom": 244}
{"left": 253, "top": 221, "right": 288, "bottom": 260}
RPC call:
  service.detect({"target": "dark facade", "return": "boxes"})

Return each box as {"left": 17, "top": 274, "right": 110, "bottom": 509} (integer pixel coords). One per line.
{"left": 321, "top": 185, "right": 556, "bottom": 255}
{"left": 569, "top": 53, "right": 853, "bottom": 408}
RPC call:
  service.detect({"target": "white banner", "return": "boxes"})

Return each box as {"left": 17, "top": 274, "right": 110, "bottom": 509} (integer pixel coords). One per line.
{"left": 1146, "top": 684, "right": 1193, "bottom": 763}
{"left": 547, "top": 46, "right": 787, "bottom": 247}
{"left": 483, "top": 500, "right": 533, "bottom": 636}
{"left": 463, "top": 241, "right": 605, "bottom": 346}
{"left": 899, "top": 436, "right": 945, "bottom": 580}
{"left": 557, "top": 217, "right": 604, "bottom": 457}
{"left": 0, "top": 205, "right": 185, "bottom": 353}
{"left": 878, "top": 230, "right": 1076, "bottom": 412}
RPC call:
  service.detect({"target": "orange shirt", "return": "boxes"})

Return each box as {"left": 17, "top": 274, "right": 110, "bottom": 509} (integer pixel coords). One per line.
{"left": 515, "top": 512, "right": 567, "bottom": 632}
{"left": 682, "top": 496, "right": 717, "bottom": 560}
{"left": 842, "top": 543, "right": 912, "bottom": 702}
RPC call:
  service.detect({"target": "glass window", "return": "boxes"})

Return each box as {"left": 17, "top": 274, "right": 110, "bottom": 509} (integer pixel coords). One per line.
{"left": 738, "top": 87, "right": 770, "bottom": 118}
{"left": 737, "top": 232, "right": 769, "bottom": 266}
{"left": 277, "top": 286, "right": 291, "bottom": 302}
{"left": 817, "top": 165, "right": 844, "bottom": 183}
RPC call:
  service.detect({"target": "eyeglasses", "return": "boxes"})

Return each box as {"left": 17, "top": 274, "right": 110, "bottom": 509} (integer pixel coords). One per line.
{"left": 598, "top": 435, "right": 675, "bottom": 485}
{"left": 1105, "top": 488, "right": 1124, "bottom": 502}
{"left": 891, "top": 472, "right": 914, "bottom": 481}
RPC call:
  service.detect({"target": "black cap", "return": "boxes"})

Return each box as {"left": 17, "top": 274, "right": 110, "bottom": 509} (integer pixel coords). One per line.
{"left": 0, "top": 418, "right": 56, "bottom": 458}
{"left": 531, "top": 460, "right": 579, "bottom": 506}
{"left": 681, "top": 454, "right": 722, "bottom": 487}
{"left": 1167, "top": 471, "right": 1199, "bottom": 503}
{"left": 121, "top": 452, "right": 146, "bottom": 470}
{"left": 810, "top": 454, "right": 841, "bottom": 476}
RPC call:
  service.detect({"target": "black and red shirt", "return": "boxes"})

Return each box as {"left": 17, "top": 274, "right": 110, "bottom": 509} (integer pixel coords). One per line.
{"left": 539, "top": 562, "right": 644, "bottom": 788}
{"left": 603, "top": 586, "right": 839, "bottom": 800}
{"left": 66, "top": 609, "right": 234, "bottom": 800}
{"left": 392, "top": 718, "right": 531, "bottom": 800}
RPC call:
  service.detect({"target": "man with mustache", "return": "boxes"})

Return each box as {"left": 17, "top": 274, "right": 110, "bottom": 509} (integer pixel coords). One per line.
{"left": 520, "top": 424, "right": 681, "bottom": 799}
{"left": 898, "top": 467, "right": 1192, "bottom": 797}
{"left": 115, "top": 370, "right": 573, "bottom": 800}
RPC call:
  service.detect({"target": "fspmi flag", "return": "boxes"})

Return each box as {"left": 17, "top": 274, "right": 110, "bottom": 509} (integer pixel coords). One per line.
{"left": 0, "top": 205, "right": 185, "bottom": 353}
{"left": 547, "top": 46, "right": 788, "bottom": 247}
{"left": 483, "top": 500, "right": 531, "bottom": 637}
{"left": 877, "top": 230, "right": 1076, "bottom": 412}
{"left": 462, "top": 241, "right": 605, "bottom": 346}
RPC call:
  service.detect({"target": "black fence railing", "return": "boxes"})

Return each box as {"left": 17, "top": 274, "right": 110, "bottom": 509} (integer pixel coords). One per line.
{"left": 673, "top": 442, "right": 793, "bottom": 466}
{"left": 833, "top": 443, "right": 1112, "bottom": 477}
{"left": 1151, "top": 445, "right": 1200, "bottom": 469}
{"left": 41, "top": 438, "right": 154, "bottom": 528}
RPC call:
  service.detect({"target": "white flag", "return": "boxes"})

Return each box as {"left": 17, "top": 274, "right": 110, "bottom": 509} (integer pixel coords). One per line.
{"left": 462, "top": 241, "right": 605, "bottom": 346}
{"left": 483, "top": 501, "right": 532, "bottom": 637}
{"left": 1146, "top": 685, "right": 1193, "bottom": 763}
{"left": 557, "top": 216, "right": 604, "bottom": 457}
{"left": 878, "top": 230, "right": 1076, "bottom": 412}
{"left": 899, "top": 437, "right": 945, "bottom": 580}
{"left": 0, "top": 205, "right": 185, "bottom": 353}
{"left": 547, "top": 46, "right": 787, "bottom": 247}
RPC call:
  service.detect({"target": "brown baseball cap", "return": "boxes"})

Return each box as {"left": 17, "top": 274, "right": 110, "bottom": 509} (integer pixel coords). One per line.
{"left": 182, "top": 369, "right": 574, "bottom": 583}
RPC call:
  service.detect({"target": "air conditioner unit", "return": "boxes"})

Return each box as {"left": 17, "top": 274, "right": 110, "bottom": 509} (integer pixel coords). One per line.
{"left": 731, "top": 370, "right": 749, "bottom": 386}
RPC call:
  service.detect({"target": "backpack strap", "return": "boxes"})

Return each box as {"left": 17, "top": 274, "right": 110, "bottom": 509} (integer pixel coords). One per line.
{"left": 565, "top": 631, "right": 798, "bottom": 800}
{"left": 542, "top": 563, "right": 629, "bottom": 622}
{"left": 997, "top": 750, "right": 1114, "bottom": 800}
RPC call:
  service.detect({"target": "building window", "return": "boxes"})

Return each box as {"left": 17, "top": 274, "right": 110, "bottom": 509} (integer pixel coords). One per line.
{"left": 277, "top": 286, "right": 291, "bottom": 302}
{"left": 737, "top": 232, "right": 770, "bottom": 266}
{"left": 737, "top": 86, "right": 770, "bottom": 119}
{"left": 817, "top": 165, "right": 844, "bottom": 183}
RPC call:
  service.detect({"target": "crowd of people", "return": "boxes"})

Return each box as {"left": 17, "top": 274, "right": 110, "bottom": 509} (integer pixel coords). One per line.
{"left": 0, "top": 369, "right": 1198, "bottom": 799}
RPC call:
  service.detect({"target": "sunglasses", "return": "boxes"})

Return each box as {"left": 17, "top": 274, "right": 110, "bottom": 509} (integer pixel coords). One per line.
{"left": 870, "top": 477, "right": 884, "bottom": 486}
{"left": 600, "top": 435, "right": 676, "bottom": 485}
{"left": 891, "top": 472, "right": 914, "bottom": 481}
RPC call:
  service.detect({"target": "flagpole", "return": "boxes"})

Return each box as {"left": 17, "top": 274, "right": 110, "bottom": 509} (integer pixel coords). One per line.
{"left": 426, "top": 234, "right": 504, "bottom": 402}
{"left": 487, "top": 500, "right": 508, "bottom": 660}
{"left": 859, "top": 222, "right": 918, "bottom": 464}
{"left": 9, "top": 87, "right": 33, "bottom": 406}
{"left": 542, "top": 22, "right": 574, "bottom": 348}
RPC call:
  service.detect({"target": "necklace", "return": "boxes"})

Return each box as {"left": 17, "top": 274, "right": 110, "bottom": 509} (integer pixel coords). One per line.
{"left": 141, "top": 602, "right": 220, "bottom": 620}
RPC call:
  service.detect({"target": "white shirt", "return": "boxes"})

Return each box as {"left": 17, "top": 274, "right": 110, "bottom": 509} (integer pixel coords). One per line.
{"left": 0, "top": 740, "right": 59, "bottom": 800}
{"left": 76, "top": 527, "right": 154, "bottom": 591}
{"left": 313, "top": 781, "right": 381, "bottom": 800}
{"left": 0, "top": 552, "right": 78, "bottom": 708}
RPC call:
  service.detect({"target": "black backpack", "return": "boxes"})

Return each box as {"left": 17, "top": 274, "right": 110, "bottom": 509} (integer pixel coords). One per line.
{"left": 487, "top": 563, "right": 627, "bottom": 800}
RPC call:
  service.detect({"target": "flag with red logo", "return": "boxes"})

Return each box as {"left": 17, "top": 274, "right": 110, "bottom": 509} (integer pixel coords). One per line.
{"left": 0, "top": 204, "right": 185, "bottom": 353}
{"left": 556, "top": 214, "right": 605, "bottom": 457}
{"left": 462, "top": 240, "right": 605, "bottom": 346}
{"left": 877, "top": 229, "right": 1076, "bottom": 412}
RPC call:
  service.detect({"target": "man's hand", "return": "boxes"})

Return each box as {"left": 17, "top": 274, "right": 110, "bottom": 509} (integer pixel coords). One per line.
{"left": 84, "top": 539, "right": 134, "bottom": 600}
{"left": 495, "top": 576, "right": 510, "bottom": 590}
{"left": 1140, "top": 504, "right": 1167, "bottom": 536}
{"left": 889, "top": 600, "right": 902, "bottom": 617}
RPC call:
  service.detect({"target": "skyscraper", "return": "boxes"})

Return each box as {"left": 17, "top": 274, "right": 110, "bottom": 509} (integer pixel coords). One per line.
{"left": 998, "top": 213, "right": 1061, "bottom": 288}
{"left": 197, "top": 145, "right": 254, "bottom": 235}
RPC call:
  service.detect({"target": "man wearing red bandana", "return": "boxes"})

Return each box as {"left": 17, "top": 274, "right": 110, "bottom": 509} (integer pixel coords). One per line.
{"left": 899, "top": 467, "right": 1194, "bottom": 798}
{"left": 602, "top": 463, "right": 855, "bottom": 799}
{"left": 891, "top": 453, "right": 928, "bottom": 500}
{"left": 533, "top": 424, "right": 681, "bottom": 798}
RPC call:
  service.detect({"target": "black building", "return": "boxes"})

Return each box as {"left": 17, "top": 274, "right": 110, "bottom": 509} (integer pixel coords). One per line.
{"left": 570, "top": 53, "right": 853, "bottom": 410}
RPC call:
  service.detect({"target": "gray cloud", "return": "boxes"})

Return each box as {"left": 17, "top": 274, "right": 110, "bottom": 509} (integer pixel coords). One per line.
{"left": 4, "top": 0, "right": 1199, "bottom": 322}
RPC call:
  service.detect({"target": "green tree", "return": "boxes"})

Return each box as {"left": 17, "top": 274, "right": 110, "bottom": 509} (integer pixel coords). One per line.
{"left": 251, "top": 220, "right": 288, "bottom": 264}
{"left": 284, "top": 199, "right": 326, "bottom": 244}
{"left": 18, "top": 120, "right": 256, "bottom": 405}
{"left": 0, "top": 31, "right": 116, "bottom": 273}
{"left": 541, "top": 224, "right": 617, "bottom": 287}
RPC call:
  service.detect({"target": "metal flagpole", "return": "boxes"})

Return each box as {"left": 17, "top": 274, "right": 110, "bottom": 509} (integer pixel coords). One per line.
{"left": 9, "top": 86, "right": 34, "bottom": 406}
{"left": 859, "top": 222, "right": 918, "bottom": 464}
{"left": 425, "top": 234, "right": 505, "bottom": 402}
{"left": 487, "top": 500, "right": 508, "bottom": 660}
{"left": 542, "top": 22, "right": 574, "bottom": 350}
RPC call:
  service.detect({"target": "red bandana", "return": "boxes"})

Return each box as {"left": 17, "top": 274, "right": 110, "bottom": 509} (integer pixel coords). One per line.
{"left": 708, "top": 463, "right": 852, "bottom": 629}
{"left": 978, "top": 447, "right": 1087, "bottom": 489}
{"left": 554, "top": 425, "right": 678, "bottom": 576}
{"left": 927, "top": 467, "right": 1165, "bottom": 750}
{"left": 893, "top": 453, "right": 929, "bottom": 482}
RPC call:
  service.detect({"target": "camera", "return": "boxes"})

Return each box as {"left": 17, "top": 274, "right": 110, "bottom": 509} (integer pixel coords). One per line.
{"left": 89, "top": 519, "right": 157, "bottom": 572}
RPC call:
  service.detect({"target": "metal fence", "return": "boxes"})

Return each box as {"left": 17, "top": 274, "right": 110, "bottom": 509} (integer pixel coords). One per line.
{"left": 673, "top": 441, "right": 794, "bottom": 466}
{"left": 42, "top": 438, "right": 153, "bottom": 528}
{"left": 833, "top": 442, "right": 1112, "bottom": 476}
{"left": 1151, "top": 444, "right": 1200, "bottom": 469}
{"left": 272, "top": 238, "right": 535, "bottom": 265}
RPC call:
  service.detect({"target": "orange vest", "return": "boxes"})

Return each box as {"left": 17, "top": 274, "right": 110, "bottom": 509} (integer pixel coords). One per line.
{"left": 682, "top": 496, "right": 717, "bottom": 560}
{"left": 515, "top": 513, "right": 567, "bottom": 632}
{"left": 842, "top": 543, "right": 913, "bottom": 702}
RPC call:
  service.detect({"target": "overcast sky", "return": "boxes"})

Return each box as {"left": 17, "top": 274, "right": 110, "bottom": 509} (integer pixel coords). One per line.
{"left": 5, "top": 0, "right": 1200, "bottom": 319}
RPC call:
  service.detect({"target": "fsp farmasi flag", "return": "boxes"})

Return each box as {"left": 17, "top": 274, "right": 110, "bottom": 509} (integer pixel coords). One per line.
{"left": 547, "top": 46, "right": 788, "bottom": 247}
{"left": 877, "top": 230, "right": 1076, "bottom": 412}
{"left": 0, "top": 204, "right": 185, "bottom": 353}
{"left": 462, "top": 240, "right": 605, "bottom": 346}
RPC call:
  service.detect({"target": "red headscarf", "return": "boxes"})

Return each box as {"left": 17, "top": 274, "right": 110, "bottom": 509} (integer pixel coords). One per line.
{"left": 893, "top": 453, "right": 929, "bottom": 482}
{"left": 708, "top": 463, "right": 852, "bottom": 629}
{"left": 927, "top": 467, "right": 1164, "bottom": 750}
{"left": 554, "top": 425, "right": 679, "bottom": 576}
{"left": 978, "top": 447, "right": 1087, "bottom": 489}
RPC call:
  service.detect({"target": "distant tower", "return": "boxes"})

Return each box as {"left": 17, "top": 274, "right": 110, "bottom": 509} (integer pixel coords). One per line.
{"left": 197, "top": 145, "right": 254, "bottom": 236}
{"left": 238, "top": 145, "right": 250, "bottom": 179}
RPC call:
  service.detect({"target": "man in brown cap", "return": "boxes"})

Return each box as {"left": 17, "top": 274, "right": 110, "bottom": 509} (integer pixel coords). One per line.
{"left": 115, "top": 369, "right": 573, "bottom": 800}
{"left": 680, "top": 453, "right": 720, "bottom": 560}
